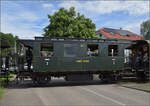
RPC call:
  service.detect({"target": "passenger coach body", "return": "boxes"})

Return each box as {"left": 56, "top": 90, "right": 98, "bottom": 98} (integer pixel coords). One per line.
{"left": 18, "top": 37, "right": 132, "bottom": 83}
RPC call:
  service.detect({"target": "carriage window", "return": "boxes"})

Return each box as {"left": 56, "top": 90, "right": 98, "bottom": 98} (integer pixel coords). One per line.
{"left": 87, "top": 44, "right": 99, "bottom": 56}
{"left": 108, "top": 45, "right": 118, "bottom": 56}
{"left": 64, "top": 44, "right": 77, "bottom": 57}
{"left": 40, "top": 43, "right": 53, "bottom": 57}
{"left": 124, "top": 49, "right": 132, "bottom": 63}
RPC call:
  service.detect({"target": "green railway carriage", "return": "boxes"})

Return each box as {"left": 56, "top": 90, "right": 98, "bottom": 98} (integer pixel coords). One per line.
{"left": 18, "top": 37, "right": 133, "bottom": 84}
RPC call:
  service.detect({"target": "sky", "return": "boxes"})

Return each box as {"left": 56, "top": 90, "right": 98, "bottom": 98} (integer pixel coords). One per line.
{"left": 1, "top": 0, "right": 149, "bottom": 39}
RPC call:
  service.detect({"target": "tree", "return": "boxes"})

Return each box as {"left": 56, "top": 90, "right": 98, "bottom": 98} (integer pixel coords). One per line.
{"left": 43, "top": 7, "right": 97, "bottom": 38}
{"left": 0, "top": 32, "right": 19, "bottom": 56}
{"left": 141, "top": 19, "right": 150, "bottom": 40}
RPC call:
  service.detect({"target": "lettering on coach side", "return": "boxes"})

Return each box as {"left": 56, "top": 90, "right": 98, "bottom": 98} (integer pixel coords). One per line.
{"left": 76, "top": 60, "right": 89, "bottom": 63}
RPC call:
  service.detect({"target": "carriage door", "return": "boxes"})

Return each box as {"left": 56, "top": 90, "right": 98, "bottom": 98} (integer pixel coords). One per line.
{"left": 83, "top": 44, "right": 101, "bottom": 71}
{"left": 60, "top": 43, "right": 83, "bottom": 71}
{"left": 39, "top": 43, "right": 57, "bottom": 71}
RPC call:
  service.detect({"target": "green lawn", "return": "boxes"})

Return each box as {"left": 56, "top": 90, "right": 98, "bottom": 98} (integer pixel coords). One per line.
{"left": 9, "top": 74, "right": 14, "bottom": 78}
{"left": 0, "top": 74, "right": 14, "bottom": 83}
{"left": 0, "top": 77, "right": 11, "bottom": 83}
{"left": 0, "top": 87, "right": 4, "bottom": 99}
{"left": 0, "top": 74, "right": 14, "bottom": 100}
{"left": 0, "top": 73, "right": 15, "bottom": 100}
{"left": 122, "top": 82, "right": 150, "bottom": 86}
{"left": 134, "top": 82, "right": 150, "bottom": 86}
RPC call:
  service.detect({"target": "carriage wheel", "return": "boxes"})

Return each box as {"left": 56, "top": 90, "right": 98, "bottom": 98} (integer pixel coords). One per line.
{"left": 99, "top": 74, "right": 108, "bottom": 82}
{"left": 99, "top": 73, "right": 113, "bottom": 83}
{"left": 36, "top": 76, "right": 51, "bottom": 85}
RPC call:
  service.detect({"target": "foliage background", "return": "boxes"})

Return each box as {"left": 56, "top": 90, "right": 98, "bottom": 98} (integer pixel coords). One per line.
{"left": 43, "top": 7, "right": 98, "bottom": 39}
{"left": 141, "top": 19, "right": 150, "bottom": 40}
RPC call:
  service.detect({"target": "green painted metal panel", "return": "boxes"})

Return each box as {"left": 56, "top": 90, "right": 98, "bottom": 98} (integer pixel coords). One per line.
{"left": 82, "top": 57, "right": 101, "bottom": 71}
{"left": 27, "top": 38, "right": 129, "bottom": 73}
{"left": 100, "top": 43, "right": 108, "bottom": 57}
{"left": 97, "top": 57, "right": 124, "bottom": 71}
{"left": 59, "top": 57, "right": 83, "bottom": 72}
{"left": 34, "top": 56, "right": 58, "bottom": 72}
{"left": 58, "top": 42, "right": 84, "bottom": 72}
{"left": 82, "top": 43, "right": 102, "bottom": 71}
{"left": 19, "top": 40, "right": 34, "bottom": 48}
{"left": 82, "top": 42, "right": 125, "bottom": 71}
{"left": 54, "top": 42, "right": 64, "bottom": 57}
{"left": 33, "top": 42, "right": 40, "bottom": 56}
{"left": 33, "top": 41, "right": 58, "bottom": 72}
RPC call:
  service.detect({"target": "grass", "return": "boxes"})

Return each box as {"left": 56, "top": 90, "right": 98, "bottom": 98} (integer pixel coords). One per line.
{"left": 0, "top": 77, "right": 10, "bottom": 83}
{"left": 141, "top": 83, "right": 150, "bottom": 86}
{"left": 122, "top": 81, "right": 150, "bottom": 86}
{"left": 9, "top": 74, "right": 14, "bottom": 78}
{"left": 0, "top": 73, "right": 14, "bottom": 99}
{"left": 0, "top": 73, "right": 14, "bottom": 85}
{"left": 0, "top": 87, "right": 4, "bottom": 99}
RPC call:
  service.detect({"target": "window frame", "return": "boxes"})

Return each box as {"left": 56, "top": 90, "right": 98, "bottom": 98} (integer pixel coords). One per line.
{"left": 87, "top": 44, "right": 99, "bottom": 57}
{"left": 40, "top": 43, "right": 54, "bottom": 57}
{"left": 64, "top": 43, "right": 78, "bottom": 57}
{"left": 108, "top": 45, "right": 119, "bottom": 56}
